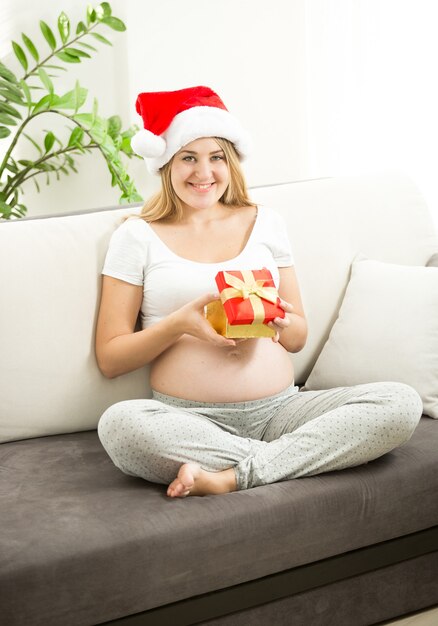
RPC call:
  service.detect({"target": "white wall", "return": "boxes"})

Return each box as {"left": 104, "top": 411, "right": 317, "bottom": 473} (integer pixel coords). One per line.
{"left": 1, "top": 0, "right": 307, "bottom": 217}
{"left": 304, "top": 0, "right": 438, "bottom": 229}
{"left": 2, "top": 0, "right": 438, "bottom": 231}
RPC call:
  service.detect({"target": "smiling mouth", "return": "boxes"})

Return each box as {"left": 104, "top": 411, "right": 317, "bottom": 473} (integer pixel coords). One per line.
{"left": 189, "top": 183, "right": 215, "bottom": 190}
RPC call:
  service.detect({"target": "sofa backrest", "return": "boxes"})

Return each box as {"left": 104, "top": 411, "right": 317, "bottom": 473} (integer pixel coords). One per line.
{"left": 1, "top": 172, "right": 437, "bottom": 443}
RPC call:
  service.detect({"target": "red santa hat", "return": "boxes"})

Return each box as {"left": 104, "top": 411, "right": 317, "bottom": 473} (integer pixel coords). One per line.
{"left": 131, "top": 86, "right": 251, "bottom": 174}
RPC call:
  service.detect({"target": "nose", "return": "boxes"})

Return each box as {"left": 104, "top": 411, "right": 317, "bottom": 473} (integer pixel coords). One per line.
{"left": 194, "top": 158, "right": 213, "bottom": 180}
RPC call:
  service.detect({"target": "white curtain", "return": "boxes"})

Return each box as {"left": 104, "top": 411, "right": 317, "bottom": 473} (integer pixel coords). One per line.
{"left": 305, "top": 0, "right": 438, "bottom": 227}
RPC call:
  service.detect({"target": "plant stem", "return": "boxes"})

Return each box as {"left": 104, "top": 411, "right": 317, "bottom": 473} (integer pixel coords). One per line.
{"left": 3, "top": 144, "right": 97, "bottom": 201}
{"left": 23, "top": 22, "right": 101, "bottom": 81}
{"left": 0, "top": 20, "right": 104, "bottom": 177}
{"left": 0, "top": 115, "right": 35, "bottom": 178}
{"left": 3, "top": 110, "right": 130, "bottom": 199}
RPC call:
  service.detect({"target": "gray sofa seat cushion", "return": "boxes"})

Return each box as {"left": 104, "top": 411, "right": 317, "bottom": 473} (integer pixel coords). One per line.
{"left": 1, "top": 418, "right": 437, "bottom": 626}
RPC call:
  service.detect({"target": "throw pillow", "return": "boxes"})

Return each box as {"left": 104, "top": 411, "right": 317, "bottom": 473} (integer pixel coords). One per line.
{"left": 304, "top": 256, "right": 438, "bottom": 418}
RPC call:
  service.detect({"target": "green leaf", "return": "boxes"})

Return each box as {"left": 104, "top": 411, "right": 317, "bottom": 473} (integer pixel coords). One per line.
{"left": 67, "top": 155, "right": 78, "bottom": 172}
{"left": 98, "top": 136, "right": 117, "bottom": 159}
{"left": 12, "top": 41, "right": 28, "bottom": 71}
{"left": 33, "top": 179, "right": 40, "bottom": 193}
{"left": 4, "top": 162, "right": 19, "bottom": 174}
{"left": 0, "top": 79, "right": 23, "bottom": 98}
{"left": 53, "top": 86, "right": 87, "bottom": 110}
{"left": 73, "top": 112, "right": 94, "bottom": 127}
{"left": 90, "top": 32, "right": 112, "bottom": 45}
{"left": 74, "top": 80, "right": 82, "bottom": 114}
{"left": 63, "top": 47, "right": 91, "bottom": 59}
{"left": 86, "top": 5, "right": 97, "bottom": 25}
{"left": 0, "top": 88, "right": 26, "bottom": 105}
{"left": 102, "top": 2, "right": 112, "bottom": 15}
{"left": 0, "top": 126, "right": 11, "bottom": 138}
{"left": 0, "top": 200, "right": 12, "bottom": 218}
{"left": 100, "top": 16, "right": 126, "bottom": 31}
{"left": 89, "top": 118, "right": 108, "bottom": 144}
{"left": 9, "top": 192, "right": 18, "bottom": 207}
{"left": 120, "top": 135, "right": 133, "bottom": 155}
{"left": 107, "top": 115, "right": 122, "bottom": 138}
{"left": 44, "top": 131, "right": 56, "bottom": 153}
{"left": 44, "top": 64, "right": 67, "bottom": 72}
{"left": 40, "top": 21, "right": 57, "bottom": 51}
{"left": 55, "top": 51, "right": 81, "bottom": 64}
{"left": 77, "top": 41, "right": 97, "bottom": 51}
{"left": 36, "top": 161, "right": 56, "bottom": 171}
{"left": 38, "top": 68, "right": 54, "bottom": 94}
{"left": 76, "top": 21, "right": 87, "bottom": 35}
{"left": 18, "top": 159, "right": 34, "bottom": 166}
{"left": 96, "top": 2, "right": 112, "bottom": 19}
{"left": 68, "top": 126, "right": 84, "bottom": 147}
{"left": 14, "top": 204, "right": 27, "bottom": 217}
{"left": 0, "top": 101, "right": 22, "bottom": 119}
{"left": 58, "top": 11, "right": 70, "bottom": 44}
{"left": 32, "top": 93, "right": 54, "bottom": 114}
{"left": 23, "top": 133, "right": 43, "bottom": 155}
{"left": 129, "top": 191, "right": 143, "bottom": 203}
{"left": 0, "top": 63, "right": 18, "bottom": 84}
{"left": 0, "top": 113, "right": 17, "bottom": 126}
{"left": 21, "top": 33, "right": 39, "bottom": 62}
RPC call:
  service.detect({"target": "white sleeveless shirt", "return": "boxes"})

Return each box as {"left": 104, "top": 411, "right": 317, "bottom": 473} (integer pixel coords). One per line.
{"left": 102, "top": 207, "right": 293, "bottom": 329}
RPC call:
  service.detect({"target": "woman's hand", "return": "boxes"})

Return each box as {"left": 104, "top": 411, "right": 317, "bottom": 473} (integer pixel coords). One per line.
{"left": 171, "top": 293, "right": 236, "bottom": 348}
{"left": 96, "top": 278, "right": 235, "bottom": 379}
{"left": 268, "top": 299, "right": 294, "bottom": 343}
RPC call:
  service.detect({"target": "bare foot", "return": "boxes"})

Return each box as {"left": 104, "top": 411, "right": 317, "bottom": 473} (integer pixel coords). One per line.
{"left": 167, "top": 463, "right": 237, "bottom": 498}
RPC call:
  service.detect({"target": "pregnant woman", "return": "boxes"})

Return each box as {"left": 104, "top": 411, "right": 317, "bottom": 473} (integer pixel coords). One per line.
{"left": 96, "top": 86, "right": 422, "bottom": 497}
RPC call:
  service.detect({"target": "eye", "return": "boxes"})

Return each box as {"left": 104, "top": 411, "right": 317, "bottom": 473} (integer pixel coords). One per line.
{"left": 211, "top": 154, "right": 225, "bottom": 161}
{"left": 182, "top": 155, "right": 195, "bottom": 162}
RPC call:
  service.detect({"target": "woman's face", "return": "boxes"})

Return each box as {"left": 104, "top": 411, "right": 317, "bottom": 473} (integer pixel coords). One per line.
{"left": 170, "top": 137, "right": 230, "bottom": 212}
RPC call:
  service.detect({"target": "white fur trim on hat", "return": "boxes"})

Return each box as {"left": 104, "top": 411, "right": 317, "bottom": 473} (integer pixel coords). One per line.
{"left": 133, "top": 106, "right": 251, "bottom": 175}
{"left": 130, "top": 128, "right": 166, "bottom": 158}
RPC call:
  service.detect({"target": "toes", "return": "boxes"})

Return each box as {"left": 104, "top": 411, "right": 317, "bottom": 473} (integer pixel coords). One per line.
{"left": 167, "top": 463, "right": 201, "bottom": 498}
{"left": 167, "top": 482, "right": 191, "bottom": 498}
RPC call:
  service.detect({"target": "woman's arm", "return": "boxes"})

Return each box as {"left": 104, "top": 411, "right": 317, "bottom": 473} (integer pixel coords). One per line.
{"left": 269, "top": 266, "right": 308, "bottom": 353}
{"left": 95, "top": 276, "right": 235, "bottom": 378}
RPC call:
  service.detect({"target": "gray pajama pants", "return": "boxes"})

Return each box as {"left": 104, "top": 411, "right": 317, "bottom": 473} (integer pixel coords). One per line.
{"left": 98, "top": 382, "right": 422, "bottom": 490}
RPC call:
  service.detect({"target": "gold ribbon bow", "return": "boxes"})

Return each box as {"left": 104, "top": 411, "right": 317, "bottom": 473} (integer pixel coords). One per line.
{"left": 221, "top": 270, "right": 278, "bottom": 324}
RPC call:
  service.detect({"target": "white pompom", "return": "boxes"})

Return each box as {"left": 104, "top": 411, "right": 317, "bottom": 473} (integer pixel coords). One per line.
{"left": 131, "top": 129, "right": 166, "bottom": 158}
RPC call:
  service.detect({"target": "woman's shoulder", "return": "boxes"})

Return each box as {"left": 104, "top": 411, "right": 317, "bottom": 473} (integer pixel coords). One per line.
{"left": 254, "top": 205, "right": 286, "bottom": 230}
{"left": 119, "top": 215, "right": 149, "bottom": 231}
{"left": 112, "top": 216, "right": 152, "bottom": 241}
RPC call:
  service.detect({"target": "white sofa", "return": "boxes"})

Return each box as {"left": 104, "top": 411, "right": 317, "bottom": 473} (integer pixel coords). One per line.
{"left": 1, "top": 172, "right": 438, "bottom": 625}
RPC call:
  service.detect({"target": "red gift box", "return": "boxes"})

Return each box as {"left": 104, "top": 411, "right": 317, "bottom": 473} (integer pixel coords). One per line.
{"left": 215, "top": 268, "right": 284, "bottom": 326}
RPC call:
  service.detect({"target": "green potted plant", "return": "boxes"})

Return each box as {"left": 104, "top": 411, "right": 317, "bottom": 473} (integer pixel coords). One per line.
{"left": 0, "top": 2, "right": 142, "bottom": 219}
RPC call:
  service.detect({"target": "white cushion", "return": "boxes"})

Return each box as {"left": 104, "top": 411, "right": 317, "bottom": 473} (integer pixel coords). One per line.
{"left": 0, "top": 208, "right": 150, "bottom": 443}
{"left": 304, "top": 257, "right": 438, "bottom": 418}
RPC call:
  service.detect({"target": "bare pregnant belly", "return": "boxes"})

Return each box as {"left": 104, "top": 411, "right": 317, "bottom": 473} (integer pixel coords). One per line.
{"left": 150, "top": 336, "right": 294, "bottom": 402}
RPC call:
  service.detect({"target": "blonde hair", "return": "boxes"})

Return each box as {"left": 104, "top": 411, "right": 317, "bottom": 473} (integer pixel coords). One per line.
{"left": 138, "top": 138, "right": 254, "bottom": 222}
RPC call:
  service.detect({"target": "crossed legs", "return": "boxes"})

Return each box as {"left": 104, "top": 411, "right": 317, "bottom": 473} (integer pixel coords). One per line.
{"left": 98, "top": 382, "right": 422, "bottom": 497}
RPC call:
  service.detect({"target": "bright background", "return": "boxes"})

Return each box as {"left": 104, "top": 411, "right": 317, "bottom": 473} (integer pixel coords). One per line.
{"left": 1, "top": 0, "right": 438, "bottom": 229}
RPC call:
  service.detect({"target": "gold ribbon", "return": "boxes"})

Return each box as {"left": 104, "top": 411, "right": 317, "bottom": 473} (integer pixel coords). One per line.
{"left": 220, "top": 270, "right": 278, "bottom": 324}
